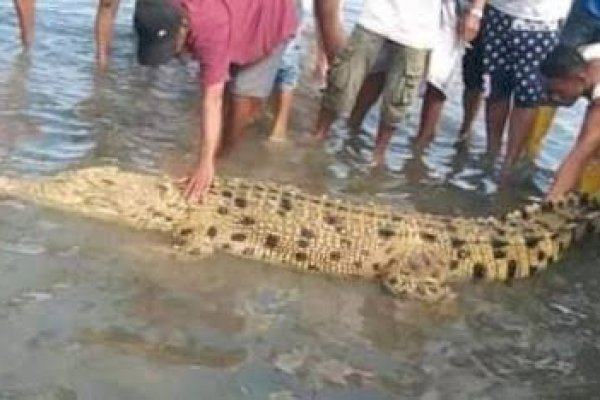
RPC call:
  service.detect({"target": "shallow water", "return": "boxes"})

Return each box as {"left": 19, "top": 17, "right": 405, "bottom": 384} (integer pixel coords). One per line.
{"left": 1, "top": 1, "right": 599, "bottom": 399}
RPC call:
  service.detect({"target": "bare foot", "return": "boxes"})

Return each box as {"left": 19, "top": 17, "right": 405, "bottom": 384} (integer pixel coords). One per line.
{"left": 268, "top": 134, "right": 287, "bottom": 143}
{"left": 298, "top": 133, "right": 325, "bottom": 146}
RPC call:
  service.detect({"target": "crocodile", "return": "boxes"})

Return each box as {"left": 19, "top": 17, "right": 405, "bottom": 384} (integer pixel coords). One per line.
{"left": 0, "top": 166, "right": 598, "bottom": 300}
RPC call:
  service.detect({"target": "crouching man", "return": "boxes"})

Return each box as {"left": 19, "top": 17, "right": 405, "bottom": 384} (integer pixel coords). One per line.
{"left": 134, "top": 0, "right": 298, "bottom": 200}
{"left": 540, "top": 44, "right": 600, "bottom": 198}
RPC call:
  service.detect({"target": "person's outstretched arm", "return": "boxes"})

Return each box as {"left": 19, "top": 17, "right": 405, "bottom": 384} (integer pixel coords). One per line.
{"left": 548, "top": 102, "right": 600, "bottom": 198}
{"left": 13, "top": 0, "right": 35, "bottom": 48}
{"left": 185, "top": 83, "right": 225, "bottom": 201}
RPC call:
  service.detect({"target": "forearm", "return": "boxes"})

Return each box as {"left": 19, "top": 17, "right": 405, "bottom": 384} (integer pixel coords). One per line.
{"left": 199, "top": 84, "right": 225, "bottom": 163}
{"left": 313, "top": 0, "right": 345, "bottom": 62}
{"left": 548, "top": 104, "right": 600, "bottom": 198}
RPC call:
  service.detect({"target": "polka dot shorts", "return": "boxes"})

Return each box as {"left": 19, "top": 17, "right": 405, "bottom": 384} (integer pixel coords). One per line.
{"left": 482, "top": 6, "right": 559, "bottom": 107}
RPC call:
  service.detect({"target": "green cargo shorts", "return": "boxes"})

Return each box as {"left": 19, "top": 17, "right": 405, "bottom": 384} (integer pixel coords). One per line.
{"left": 322, "top": 25, "right": 429, "bottom": 128}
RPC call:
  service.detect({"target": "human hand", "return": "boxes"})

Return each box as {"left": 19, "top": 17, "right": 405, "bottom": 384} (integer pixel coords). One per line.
{"left": 184, "top": 159, "right": 215, "bottom": 202}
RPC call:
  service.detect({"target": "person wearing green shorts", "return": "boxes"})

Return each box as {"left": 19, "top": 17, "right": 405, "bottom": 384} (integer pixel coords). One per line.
{"left": 308, "top": 0, "right": 440, "bottom": 166}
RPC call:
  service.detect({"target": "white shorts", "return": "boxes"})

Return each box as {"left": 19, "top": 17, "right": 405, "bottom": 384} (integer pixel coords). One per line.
{"left": 426, "top": 0, "right": 467, "bottom": 97}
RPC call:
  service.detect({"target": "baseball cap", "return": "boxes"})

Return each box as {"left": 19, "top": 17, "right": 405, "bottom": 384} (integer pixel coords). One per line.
{"left": 134, "top": 0, "right": 183, "bottom": 66}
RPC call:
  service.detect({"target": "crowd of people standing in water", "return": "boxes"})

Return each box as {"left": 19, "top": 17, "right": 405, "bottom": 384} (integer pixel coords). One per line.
{"left": 8, "top": 0, "right": 600, "bottom": 202}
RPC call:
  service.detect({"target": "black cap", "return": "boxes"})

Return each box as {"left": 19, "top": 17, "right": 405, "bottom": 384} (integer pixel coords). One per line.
{"left": 134, "top": 0, "right": 183, "bottom": 66}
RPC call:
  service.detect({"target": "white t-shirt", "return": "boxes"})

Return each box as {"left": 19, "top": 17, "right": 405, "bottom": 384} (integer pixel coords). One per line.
{"left": 581, "top": 44, "right": 600, "bottom": 101}
{"left": 358, "top": 0, "right": 442, "bottom": 49}
{"left": 487, "top": 0, "right": 573, "bottom": 22}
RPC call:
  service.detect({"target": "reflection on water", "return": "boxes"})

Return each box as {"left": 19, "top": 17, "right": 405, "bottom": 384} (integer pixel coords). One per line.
{"left": 0, "top": 0, "right": 599, "bottom": 399}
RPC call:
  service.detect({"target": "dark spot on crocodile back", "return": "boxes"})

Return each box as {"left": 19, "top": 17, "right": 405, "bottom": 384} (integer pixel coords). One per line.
{"left": 231, "top": 233, "right": 247, "bottom": 242}
{"left": 234, "top": 198, "right": 248, "bottom": 208}
{"left": 221, "top": 190, "right": 233, "bottom": 198}
{"left": 297, "top": 239, "right": 309, "bottom": 249}
{"left": 491, "top": 238, "right": 509, "bottom": 248}
{"left": 300, "top": 227, "right": 315, "bottom": 240}
{"left": 280, "top": 197, "right": 292, "bottom": 212}
{"left": 295, "top": 252, "right": 308, "bottom": 262}
{"left": 180, "top": 227, "right": 193, "bottom": 237}
{"left": 507, "top": 260, "right": 518, "bottom": 280}
{"left": 525, "top": 236, "right": 541, "bottom": 248}
{"left": 308, "top": 264, "right": 319, "bottom": 271}
{"left": 378, "top": 228, "right": 395, "bottom": 239}
{"left": 330, "top": 251, "right": 341, "bottom": 262}
{"left": 324, "top": 214, "right": 340, "bottom": 226}
{"left": 240, "top": 216, "right": 256, "bottom": 226}
{"left": 493, "top": 249, "right": 507, "bottom": 259}
{"left": 420, "top": 232, "right": 436, "bottom": 242}
{"left": 449, "top": 260, "right": 459, "bottom": 270}
{"left": 537, "top": 250, "right": 546, "bottom": 263}
{"left": 472, "top": 263, "right": 486, "bottom": 280}
{"left": 206, "top": 226, "right": 218, "bottom": 238}
{"left": 451, "top": 238, "right": 466, "bottom": 248}
{"left": 265, "top": 234, "right": 279, "bottom": 249}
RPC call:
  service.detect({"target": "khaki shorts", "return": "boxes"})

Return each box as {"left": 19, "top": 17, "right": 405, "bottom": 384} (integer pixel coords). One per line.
{"left": 322, "top": 26, "right": 429, "bottom": 128}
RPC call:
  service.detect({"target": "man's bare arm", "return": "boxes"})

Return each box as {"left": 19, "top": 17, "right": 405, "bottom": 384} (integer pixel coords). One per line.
{"left": 547, "top": 102, "right": 600, "bottom": 199}
{"left": 184, "top": 83, "right": 225, "bottom": 200}
{"left": 313, "top": 0, "right": 345, "bottom": 62}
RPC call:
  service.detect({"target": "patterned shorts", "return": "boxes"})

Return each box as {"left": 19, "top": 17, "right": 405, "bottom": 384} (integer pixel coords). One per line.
{"left": 482, "top": 6, "right": 559, "bottom": 107}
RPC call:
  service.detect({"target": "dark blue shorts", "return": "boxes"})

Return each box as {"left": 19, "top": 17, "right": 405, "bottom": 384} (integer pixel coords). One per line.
{"left": 560, "top": 3, "right": 600, "bottom": 47}
{"left": 482, "top": 6, "right": 559, "bottom": 107}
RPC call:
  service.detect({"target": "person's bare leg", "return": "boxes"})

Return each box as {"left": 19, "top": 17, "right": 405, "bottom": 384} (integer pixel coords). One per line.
{"left": 485, "top": 99, "right": 510, "bottom": 157}
{"left": 348, "top": 72, "right": 385, "bottom": 131}
{"left": 313, "top": 0, "right": 345, "bottom": 62}
{"left": 95, "top": 0, "right": 120, "bottom": 70}
{"left": 269, "top": 89, "right": 294, "bottom": 142}
{"left": 372, "top": 125, "right": 394, "bottom": 166}
{"left": 219, "top": 95, "right": 263, "bottom": 157}
{"left": 458, "top": 88, "right": 483, "bottom": 141}
{"left": 499, "top": 106, "right": 536, "bottom": 180}
{"left": 13, "top": 0, "right": 35, "bottom": 48}
{"left": 310, "top": 107, "right": 338, "bottom": 141}
{"left": 414, "top": 84, "right": 446, "bottom": 152}
{"left": 312, "top": 18, "right": 330, "bottom": 87}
